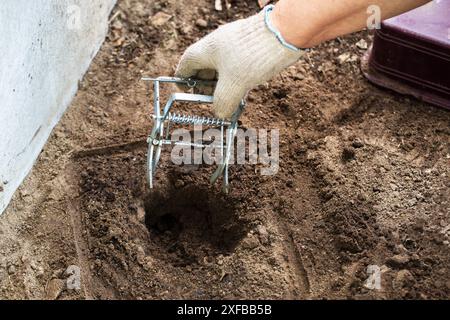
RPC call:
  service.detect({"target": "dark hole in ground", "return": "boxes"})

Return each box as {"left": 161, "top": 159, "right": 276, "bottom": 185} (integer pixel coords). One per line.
{"left": 143, "top": 184, "right": 248, "bottom": 266}
{"left": 152, "top": 213, "right": 181, "bottom": 234}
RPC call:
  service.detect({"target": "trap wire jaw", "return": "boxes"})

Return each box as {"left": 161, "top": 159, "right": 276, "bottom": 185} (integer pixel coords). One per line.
{"left": 142, "top": 76, "right": 245, "bottom": 193}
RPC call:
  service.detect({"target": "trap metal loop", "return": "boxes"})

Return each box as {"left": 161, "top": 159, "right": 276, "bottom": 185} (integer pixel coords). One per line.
{"left": 142, "top": 76, "right": 245, "bottom": 193}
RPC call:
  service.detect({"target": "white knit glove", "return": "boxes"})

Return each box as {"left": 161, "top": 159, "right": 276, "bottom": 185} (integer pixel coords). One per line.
{"left": 175, "top": 6, "right": 305, "bottom": 119}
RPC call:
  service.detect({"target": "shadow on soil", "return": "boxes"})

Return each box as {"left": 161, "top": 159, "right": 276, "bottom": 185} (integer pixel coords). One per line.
{"left": 143, "top": 184, "right": 248, "bottom": 266}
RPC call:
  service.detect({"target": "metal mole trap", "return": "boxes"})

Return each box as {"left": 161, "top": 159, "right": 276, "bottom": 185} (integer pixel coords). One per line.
{"left": 142, "top": 76, "right": 245, "bottom": 193}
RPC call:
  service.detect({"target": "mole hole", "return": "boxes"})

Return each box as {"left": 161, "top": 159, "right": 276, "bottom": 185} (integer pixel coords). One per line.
{"left": 142, "top": 185, "right": 248, "bottom": 263}
{"left": 151, "top": 213, "right": 181, "bottom": 234}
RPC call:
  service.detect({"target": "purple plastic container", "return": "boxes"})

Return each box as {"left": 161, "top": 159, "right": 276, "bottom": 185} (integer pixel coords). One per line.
{"left": 364, "top": 1, "right": 450, "bottom": 109}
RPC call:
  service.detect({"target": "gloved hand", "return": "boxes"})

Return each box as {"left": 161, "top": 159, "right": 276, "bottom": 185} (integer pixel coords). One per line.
{"left": 175, "top": 6, "right": 305, "bottom": 119}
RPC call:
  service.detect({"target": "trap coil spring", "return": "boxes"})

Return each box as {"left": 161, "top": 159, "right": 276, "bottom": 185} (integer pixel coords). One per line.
{"left": 164, "top": 113, "right": 231, "bottom": 126}
{"left": 142, "top": 76, "right": 245, "bottom": 193}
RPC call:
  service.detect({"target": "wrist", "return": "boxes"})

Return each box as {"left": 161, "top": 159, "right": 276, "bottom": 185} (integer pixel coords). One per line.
{"left": 264, "top": 5, "right": 301, "bottom": 52}
{"left": 269, "top": 2, "right": 311, "bottom": 49}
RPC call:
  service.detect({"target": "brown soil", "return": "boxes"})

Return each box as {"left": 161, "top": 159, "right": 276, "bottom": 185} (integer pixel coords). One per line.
{"left": 0, "top": 0, "right": 449, "bottom": 300}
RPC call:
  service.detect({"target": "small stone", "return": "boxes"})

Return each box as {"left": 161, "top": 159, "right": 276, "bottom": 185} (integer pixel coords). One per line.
{"left": 215, "top": 0, "right": 223, "bottom": 11}
{"left": 36, "top": 266, "right": 45, "bottom": 277}
{"left": 386, "top": 254, "right": 410, "bottom": 268}
{"left": 352, "top": 138, "right": 364, "bottom": 148}
{"left": 256, "top": 225, "right": 269, "bottom": 245}
{"left": 242, "top": 234, "right": 260, "bottom": 250}
{"left": 356, "top": 39, "right": 368, "bottom": 50}
{"left": 293, "top": 74, "right": 305, "bottom": 81}
{"left": 108, "top": 226, "right": 122, "bottom": 239}
{"left": 337, "top": 53, "right": 351, "bottom": 64}
{"left": 136, "top": 246, "right": 145, "bottom": 256}
{"left": 195, "top": 18, "right": 208, "bottom": 28}
{"left": 216, "top": 255, "right": 224, "bottom": 266}
{"left": 111, "top": 20, "right": 123, "bottom": 31}
{"left": 8, "top": 265, "right": 16, "bottom": 274}
{"left": 338, "top": 52, "right": 358, "bottom": 64}
{"left": 407, "top": 198, "right": 417, "bottom": 207}
{"left": 392, "top": 270, "right": 415, "bottom": 290}
{"left": 45, "top": 279, "right": 65, "bottom": 300}
{"left": 94, "top": 259, "right": 102, "bottom": 267}
{"left": 136, "top": 246, "right": 146, "bottom": 265}
{"left": 144, "top": 260, "right": 153, "bottom": 272}
{"left": 349, "top": 55, "right": 359, "bottom": 62}
{"left": 150, "top": 12, "right": 172, "bottom": 27}
{"left": 357, "top": 193, "right": 367, "bottom": 202}
{"left": 179, "top": 24, "right": 193, "bottom": 35}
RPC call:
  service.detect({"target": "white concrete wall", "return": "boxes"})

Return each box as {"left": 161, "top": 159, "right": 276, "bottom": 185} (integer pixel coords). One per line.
{"left": 0, "top": 0, "right": 116, "bottom": 214}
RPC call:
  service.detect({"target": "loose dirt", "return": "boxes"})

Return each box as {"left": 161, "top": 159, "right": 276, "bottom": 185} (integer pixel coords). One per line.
{"left": 0, "top": 0, "right": 449, "bottom": 300}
